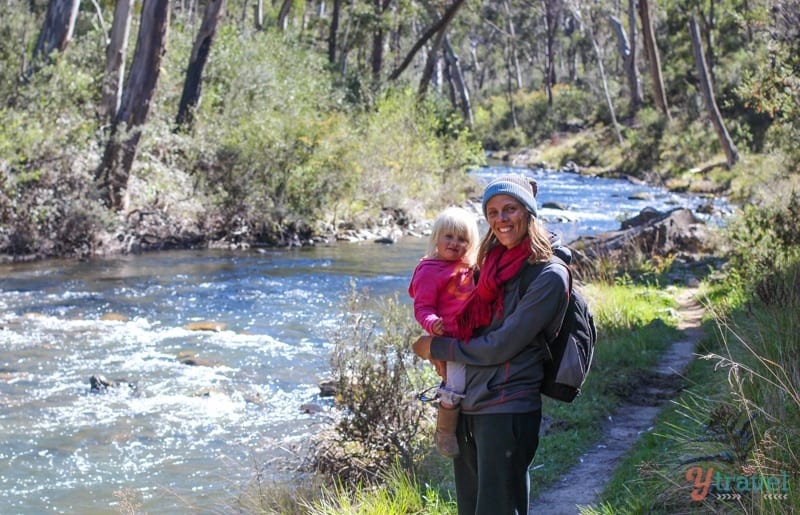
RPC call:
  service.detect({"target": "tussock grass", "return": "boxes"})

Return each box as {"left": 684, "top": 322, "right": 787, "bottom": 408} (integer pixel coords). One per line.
{"left": 589, "top": 233, "right": 800, "bottom": 513}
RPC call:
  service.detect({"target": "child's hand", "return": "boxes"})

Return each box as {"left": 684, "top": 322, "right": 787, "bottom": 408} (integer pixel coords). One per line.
{"left": 432, "top": 319, "right": 444, "bottom": 335}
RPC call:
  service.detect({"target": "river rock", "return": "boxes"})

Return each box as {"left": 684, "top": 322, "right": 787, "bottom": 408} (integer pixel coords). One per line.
{"left": 542, "top": 201, "right": 569, "bottom": 211}
{"left": 101, "top": 313, "right": 129, "bottom": 322}
{"left": 300, "top": 403, "right": 325, "bottom": 414}
{"left": 89, "top": 374, "right": 138, "bottom": 395}
{"left": 318, "top": 378, "right": 337, "bottom": 397}
{"left": 178, "top": 355, "right": 217, "bottom": 367}
{"left": 184, "top": 321, "right": 226, "bottom": 332}
{"left": 570, "top": 207, "right": 714, "bottom": 271}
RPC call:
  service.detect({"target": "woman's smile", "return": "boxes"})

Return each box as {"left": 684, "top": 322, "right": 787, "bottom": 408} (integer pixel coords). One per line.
{"left": 485, "top": 194, "right": 528, "bottom": 248}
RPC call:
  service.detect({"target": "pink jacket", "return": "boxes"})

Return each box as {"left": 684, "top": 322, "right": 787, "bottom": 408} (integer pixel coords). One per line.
{"left": 408, "top": 258, "right": 476, "bottom": 336}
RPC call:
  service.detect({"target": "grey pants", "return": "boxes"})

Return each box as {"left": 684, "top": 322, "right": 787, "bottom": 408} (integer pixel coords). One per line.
{"left": 453, "top": 410, "right": 542, "bottom": 515}
{"left": 438, "top": 360, "right": 466, "bottom": 406}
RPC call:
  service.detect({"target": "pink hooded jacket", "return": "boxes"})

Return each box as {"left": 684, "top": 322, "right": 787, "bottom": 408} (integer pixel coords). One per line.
{"left": 408, "top": 258, "right": 476, "bottom": 336}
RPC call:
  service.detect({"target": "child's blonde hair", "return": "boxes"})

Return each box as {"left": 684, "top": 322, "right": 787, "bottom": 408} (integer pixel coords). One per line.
{"left": 426, "top": 206, "right": 480, "bottom": 266}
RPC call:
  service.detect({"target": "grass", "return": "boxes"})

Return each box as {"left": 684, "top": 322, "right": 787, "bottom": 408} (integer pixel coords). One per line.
{"left": 587, "top": 261, "right": 800, "bottom": 514}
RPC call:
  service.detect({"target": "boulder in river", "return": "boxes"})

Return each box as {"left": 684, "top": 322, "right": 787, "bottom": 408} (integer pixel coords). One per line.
{"left": 569, "top": 207, "right": 715, "bottom": 274}
{"left": 89, "top": 374, "right": 138, "bottom": 395}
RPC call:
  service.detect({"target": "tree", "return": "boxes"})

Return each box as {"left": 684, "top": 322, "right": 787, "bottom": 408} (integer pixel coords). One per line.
{"left": 388, "top": 0, "right": 466, "bottom": 81}
{"left": 99, "top": 0, "right": 134, "bottom": 120}
{"left": 443, "top": 36, "right": 473, "bottom": 127}
{"left": 569, "top": 2, "right": 622, "bottom": 144}
{"left": 638, "top": 0, "right": 669, "bottom": 118}
{"left": 328, "top": 0, "right": 343, "bottom": 64}
{"left": 175, "top": 0, "right": 226, "bottom": 131}
{"left": 28, "top": 0, "right": 81, "bottom": 75}
{"left": 689, "top": 14, "right": 739, "bottom": 167}
{"left": 609, "top": 8, "right": 641, "bottom": 118}
{"left": 370, "top": 0, "right": 393, "bottom": 81}
{"left": 96, "top": 0, "right": 171, "bottom": 210}
{"left": 541, "top": 0, "right": 562, "bottom": 105}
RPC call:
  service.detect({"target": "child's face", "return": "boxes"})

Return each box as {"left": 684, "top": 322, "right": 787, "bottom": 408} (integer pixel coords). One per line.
{"left": 436, "top": 231, "right": 470, "bottom": 262}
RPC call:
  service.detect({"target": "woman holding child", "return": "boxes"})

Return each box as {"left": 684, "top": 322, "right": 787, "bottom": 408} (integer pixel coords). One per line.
{"left": 412, "top": 174, "right": 572, "bottom": 515}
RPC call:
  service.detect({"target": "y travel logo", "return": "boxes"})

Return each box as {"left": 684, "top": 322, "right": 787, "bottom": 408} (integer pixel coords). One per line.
{"left": 686, "top": 466, "right": 790, "bottom": 501}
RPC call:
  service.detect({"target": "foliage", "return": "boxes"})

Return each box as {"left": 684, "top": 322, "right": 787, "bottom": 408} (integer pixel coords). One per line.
{"left": 0, "top": 25, "right": 109, "bottom": 258}
{"left": 724, "top": 190, "right": 800, "bottom": 303}
{"left": 307, "top": 287, "right": 439, "bottom": 488}
{"left": 472, "top": 85, "right": 595, "bottom": 151}
{"left": 302, "top": 463, "right": 456, "bottom": 515}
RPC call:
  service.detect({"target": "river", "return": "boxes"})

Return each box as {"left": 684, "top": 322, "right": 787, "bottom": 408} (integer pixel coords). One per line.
{"left": 0, "top": 166, "right": 729, "bottom": 513}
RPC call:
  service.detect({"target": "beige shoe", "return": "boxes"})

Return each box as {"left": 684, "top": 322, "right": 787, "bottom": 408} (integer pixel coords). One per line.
{"left": 434, "top": 404, "right": 460, "bottom": 458}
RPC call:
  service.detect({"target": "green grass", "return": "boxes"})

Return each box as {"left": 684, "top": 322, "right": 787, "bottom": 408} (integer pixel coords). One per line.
{"left": 588, "top": 261, "right": 800, "bottom": 515}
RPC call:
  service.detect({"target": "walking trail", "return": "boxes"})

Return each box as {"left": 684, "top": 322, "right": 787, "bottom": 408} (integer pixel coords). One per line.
{"left": 528, "top": 288, "right": 706, "bottom": 514}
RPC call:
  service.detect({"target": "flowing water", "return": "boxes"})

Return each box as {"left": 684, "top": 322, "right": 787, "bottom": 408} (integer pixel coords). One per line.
{"left": 0, "top": 167, "right": 729, "bottom": 513}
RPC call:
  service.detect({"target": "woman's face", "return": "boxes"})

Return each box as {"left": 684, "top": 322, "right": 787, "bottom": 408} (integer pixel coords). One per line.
{"left": 485, "top": 194, "right": 529, "bottom": 248}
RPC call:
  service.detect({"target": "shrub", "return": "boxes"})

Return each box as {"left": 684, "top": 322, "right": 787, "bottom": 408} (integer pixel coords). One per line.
{"left": 307, "top": 287, "right": 439, "bottom": 487}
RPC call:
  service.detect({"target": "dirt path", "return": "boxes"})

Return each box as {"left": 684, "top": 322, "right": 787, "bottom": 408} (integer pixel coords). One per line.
{"left": 528, "top": 288, "right": 706, "bottom": 514}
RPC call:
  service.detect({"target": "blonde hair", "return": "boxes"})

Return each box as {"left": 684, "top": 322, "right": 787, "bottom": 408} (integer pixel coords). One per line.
{"left": 477, "top": 212, "right": 553, "bottom": 266}
{"left": 426, "top": 207, "right": 480, "bottom": 266}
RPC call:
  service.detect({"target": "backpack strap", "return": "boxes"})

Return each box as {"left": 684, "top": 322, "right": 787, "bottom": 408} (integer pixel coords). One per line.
{"left": 518, "top": 254, "right": 573, "bottom": 346}
{"left": 519, "top": 255, "right": 573, "bottom": 298}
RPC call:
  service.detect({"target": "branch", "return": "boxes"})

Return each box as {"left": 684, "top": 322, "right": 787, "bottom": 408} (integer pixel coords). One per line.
{"left": 388, "top": 0, "right": 466, "bottom": 81}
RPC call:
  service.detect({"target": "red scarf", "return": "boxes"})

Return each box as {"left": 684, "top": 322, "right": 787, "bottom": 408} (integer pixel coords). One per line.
{"left": 447, "top": 237, "right": 532, "bottom": 341}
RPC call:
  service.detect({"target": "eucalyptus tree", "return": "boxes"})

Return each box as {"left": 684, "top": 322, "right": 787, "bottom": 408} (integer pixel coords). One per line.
{"left": 175, "top": 0, "right": 226, "bottom": 131}
{"left": 689, "top": 13, "right": 738, "bottom": 166}
{"left": 99, "top": 0, "right": 133, "bottom": 120}
{"left": 96, "top": 0, "right": 170, "bottom": 210}
{"left": 638, "top": 0, "right": 669, "bottom": 118}
{"left": 28, "top": 0, "right": 81, "bottom": 76}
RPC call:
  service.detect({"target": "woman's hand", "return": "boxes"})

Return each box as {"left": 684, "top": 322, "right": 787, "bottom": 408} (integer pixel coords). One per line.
{"left": 413, "top": 335, "right": 447, "bottom": 379}
{"left": 412, "top": 335, "right": 433, "bottom": 359}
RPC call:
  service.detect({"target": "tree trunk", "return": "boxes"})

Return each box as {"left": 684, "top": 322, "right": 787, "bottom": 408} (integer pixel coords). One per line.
{"left": 277, "top": 0, "right": 291, "bottom": 30}
{"left": 29, "top": 0, "right": 80, "bottom": 74}
{"left": 255, "top": 0, "right": 263, "bottom": 29}
{"left": 388, "top": 0, "right": 466, "bottom": 81}
{"left": 328, "top": 0, "right": 342, "bottom": 64}
{"left": 175, "top": 0, "right": 225, "bottom": 131}
{"left": 418, "top": 16, "right": 448, "bottom": 98}
{"left": 443, "top": 37, "right": 473, "bottom": 128}
{"left": 589, "top": 20, "right": 622, "bottom": 144}
{"left": 96, "top": 0, "right": 170, "bottom": 211}
{"left": 503, "top": 0, "right": 522, "bottom": 89}
{"left": 100, "top": 0, "right": 134, "bottom": 120}
{"left": 370, "top": 0, "right": 392, "bottom": 81}
{"left": 542, "top": 0, "right": 560, "bottom": 105}
{"left": 609, "top": 13, "right": 641, "bottom": 117}
{"left": 638, "top": 0, "right": 670, "bottom": 118}
{"left": 689, "top": 15, "right": 739, "bottom": 167}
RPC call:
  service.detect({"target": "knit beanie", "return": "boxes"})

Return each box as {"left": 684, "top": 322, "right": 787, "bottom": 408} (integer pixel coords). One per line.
{"left": 481, "top": 174, "right": 538, "bottom": 218}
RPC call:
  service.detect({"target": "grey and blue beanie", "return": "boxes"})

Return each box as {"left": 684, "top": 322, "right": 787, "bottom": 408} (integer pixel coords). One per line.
{"left": 481, "top": 174, "right": 538, "bottom": 217}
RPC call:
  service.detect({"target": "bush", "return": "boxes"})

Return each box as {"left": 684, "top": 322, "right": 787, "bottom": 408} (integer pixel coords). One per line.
{"left": 307, "top": 287, "right": 439, "bottom": 487}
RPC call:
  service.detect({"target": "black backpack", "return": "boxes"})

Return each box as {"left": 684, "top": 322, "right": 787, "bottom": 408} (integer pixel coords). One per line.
{"left": 520, "top": 255, "right": 598, "bottom": 403}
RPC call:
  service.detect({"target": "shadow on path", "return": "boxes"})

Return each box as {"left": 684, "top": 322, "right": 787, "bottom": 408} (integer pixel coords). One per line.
{"left": 528, "top": 288, "right": 706, "bottom": 514}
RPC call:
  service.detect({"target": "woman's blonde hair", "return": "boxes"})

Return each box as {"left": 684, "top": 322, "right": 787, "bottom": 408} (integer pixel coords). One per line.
{"left": 426, "top": 206, "right": 480, "bottom": 266}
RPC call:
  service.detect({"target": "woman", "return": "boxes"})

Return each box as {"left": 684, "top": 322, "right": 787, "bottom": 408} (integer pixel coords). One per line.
{"left": 412, "top": 173, "right": 571, "bottom": 515}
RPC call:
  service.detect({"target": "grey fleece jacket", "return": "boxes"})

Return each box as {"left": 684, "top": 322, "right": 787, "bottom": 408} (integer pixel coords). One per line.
{"left": 429, "top": 243, "right": 571, "bottom": 415}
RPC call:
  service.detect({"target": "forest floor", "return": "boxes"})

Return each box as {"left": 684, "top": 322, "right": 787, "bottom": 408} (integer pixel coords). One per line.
{"left": 528, "top": 288, "right": 707, "bottom": 514}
